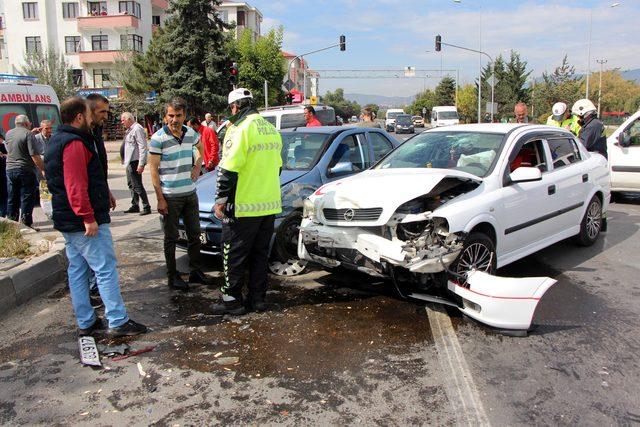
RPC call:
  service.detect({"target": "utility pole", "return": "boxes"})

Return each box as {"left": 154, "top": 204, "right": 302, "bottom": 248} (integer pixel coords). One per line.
{"left": 596, "top": 58, "right": 607, "bottom": 117}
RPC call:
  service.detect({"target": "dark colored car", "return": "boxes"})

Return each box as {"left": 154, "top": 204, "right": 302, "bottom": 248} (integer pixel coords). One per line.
{"left": 176, "top": 126, "right": 400, "bottom": 275}
{"left": 394, "top": 114, "right": 415, "bottom": 134}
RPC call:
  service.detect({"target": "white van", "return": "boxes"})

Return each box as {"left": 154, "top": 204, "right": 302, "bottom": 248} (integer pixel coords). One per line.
{"left": 0, "top": 75, "right": 61, "bottom": 135}
{"left": 431, "top": 106, "right": 459, "bottom": 127}
{"left": 385, "top": 108, "right": 405, "bottom": 132}
{"left": 260, "top": 104, "right": 336, "bottom": 130}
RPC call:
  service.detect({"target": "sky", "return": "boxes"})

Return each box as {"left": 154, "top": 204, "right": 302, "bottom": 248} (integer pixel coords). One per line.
{"left": 246, "top": 0, "right": 640, "bottom": 97}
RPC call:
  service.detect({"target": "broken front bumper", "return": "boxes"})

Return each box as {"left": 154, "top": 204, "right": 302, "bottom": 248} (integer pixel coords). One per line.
{"left": 298, "top": 222, "right": 461, "bottom": 275}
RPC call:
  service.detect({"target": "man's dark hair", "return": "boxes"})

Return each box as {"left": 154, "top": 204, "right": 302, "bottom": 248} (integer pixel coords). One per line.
{"left": 187, "top": 116, "right": 199, "bottom": 126}
{"left": 235, "top": 97, "right": 254, "bottom": 110}
{"left": 86, "top": 93, "right": 109, "bottom": 104}
{"left": 164, "top": 97, "right": 187, "bottom": 115}
{"left": 304, "top": 105, "right": 316, "bottom": 115}
{"left": 61, "top": 97, "right": 88, "bottom": 125}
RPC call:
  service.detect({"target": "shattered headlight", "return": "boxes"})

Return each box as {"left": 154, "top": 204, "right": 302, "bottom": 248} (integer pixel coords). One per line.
{"left": 302, "top": 198, "right": 316, "bottom": 220}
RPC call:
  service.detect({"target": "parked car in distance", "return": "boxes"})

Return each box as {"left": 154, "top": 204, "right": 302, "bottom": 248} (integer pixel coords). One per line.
{"left": 385, "top": 108, "right": 405, "bottom": 132}
{"left": 394, "top": 114, "right": 415, "bottom": 134}
{"left": 349, "top": 116, "right": 358, "bottom": 123}
{"left": 260, "top": 104, "right": 336, "bottom": 130}
{"left": 299, "top": 124, "right": 609, "bottom": 329}
{"left": 607, "top": 109, "right": 640, "bottom": 194}
{"left": 412, "top": 115, "right": 425, "bottom": 127}
{"left": 431, "top": 106, "right": 460, "bottom": 127}
{"left": 176, "top": 126, "right": 400, "bottom": 276}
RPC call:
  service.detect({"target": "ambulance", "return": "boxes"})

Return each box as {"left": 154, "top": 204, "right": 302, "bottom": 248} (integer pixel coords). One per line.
{"left": 0, "top": 74, "right": 61, "bottom": 135}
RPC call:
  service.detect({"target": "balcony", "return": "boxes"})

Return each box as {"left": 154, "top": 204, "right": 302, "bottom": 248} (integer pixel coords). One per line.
{"left": 77, "top": 15, "right": 139, "bottom": 31}
{"left": 151, "top": 0, "right": 168, "bottom": 8}
{"left": 78, "top": 50, "right": 128, "bottom": 64}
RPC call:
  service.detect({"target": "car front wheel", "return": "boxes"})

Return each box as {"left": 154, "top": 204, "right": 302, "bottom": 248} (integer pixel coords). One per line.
{"left": 452, "top": 232, "right": 497, "bottom": 279}
{"left": 575, "top": 195, "right": 602, "bottom": 246}
{"left": 269, "top": 211, "right": 307, "bottom": 276}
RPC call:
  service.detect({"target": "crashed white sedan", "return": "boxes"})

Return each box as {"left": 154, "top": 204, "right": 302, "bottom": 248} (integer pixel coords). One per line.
{"left": 299, "top": 124, "right": 610, "bottom": 330}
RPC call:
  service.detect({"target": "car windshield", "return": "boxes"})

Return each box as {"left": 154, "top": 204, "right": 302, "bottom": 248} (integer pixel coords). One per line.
{"left": 396, "top": 115, "right": 412, "bottom": 125}
{"left": 437, "top": 111, "right": 459, "bottom": 120}
{"left": 387, "top": 111, "right": 403, "bottom": 119}
{"left": 375, "top": 131, "right": 504, "bottom": 177}
{"left": 281, "top": 132, "right": 331, "bottom": 171}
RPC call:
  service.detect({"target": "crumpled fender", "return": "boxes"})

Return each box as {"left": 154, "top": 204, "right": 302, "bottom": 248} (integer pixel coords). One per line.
{"left": 448, "top": 270, "right": 556, "bottom": 330}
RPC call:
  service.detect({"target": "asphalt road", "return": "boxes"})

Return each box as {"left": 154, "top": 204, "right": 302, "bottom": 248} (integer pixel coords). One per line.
{"left": 0, "top": 160, "right": 639, "bottom": 424}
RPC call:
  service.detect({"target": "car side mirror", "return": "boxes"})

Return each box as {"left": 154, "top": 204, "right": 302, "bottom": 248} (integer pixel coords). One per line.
{"left": 509, "top": 166, "right": 542, "bottom": 184}
{"left": 618, "top": 131, "right": 631, "bottom": 147}
{"left": 328, "top": 161, "right": 354, "bottom": 176}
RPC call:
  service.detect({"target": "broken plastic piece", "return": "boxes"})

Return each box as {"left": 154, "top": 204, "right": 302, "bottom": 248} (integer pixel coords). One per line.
{"left": 78, "top": 336, "right": 101, "bottom": 367}
{"left": 448, "top": 270, "right": 556, "bottom": 330}
{"left": 97, "top": 343, "right": 130, "bottom": 356}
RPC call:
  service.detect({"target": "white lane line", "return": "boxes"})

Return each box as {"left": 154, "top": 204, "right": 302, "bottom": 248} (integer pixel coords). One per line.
{"left": 426, "top": 303, "right": 490, "bottom": 427}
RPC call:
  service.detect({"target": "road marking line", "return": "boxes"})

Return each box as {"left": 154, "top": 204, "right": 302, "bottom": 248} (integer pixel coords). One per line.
{"left": 426, "top": 303, "right": 490, "bottom": 426}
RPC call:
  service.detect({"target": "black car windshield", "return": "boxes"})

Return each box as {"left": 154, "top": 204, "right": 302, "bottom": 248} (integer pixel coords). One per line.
{"left": 437, "top": 111, "right": 459, "bottom": 120}
{"left": 396, "top": 115, "right": 412, "bottom": 125}
{"left": 281, "top": 132, "right": 331, "bottom": 170}
{"left": 375, "top": 131, "right": 504, "bottom": 177}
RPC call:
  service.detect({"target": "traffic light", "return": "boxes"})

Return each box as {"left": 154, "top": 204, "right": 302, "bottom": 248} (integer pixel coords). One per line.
{"left": 339, "top": 35, "right": 346, "bottom": 51}
{"left": 435, "top": 35, "right": 441, "bottom": 52}
{"left": 229, "top": 62, "right": 238, "bottom": 85}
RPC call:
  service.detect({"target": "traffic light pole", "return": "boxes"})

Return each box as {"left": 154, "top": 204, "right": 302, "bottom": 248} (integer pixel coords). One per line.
{"left": 438, "top": 39, "right": 495, "bottom": 122}
{"left": 287, "top": 37, "right": 345, "bottom": 101}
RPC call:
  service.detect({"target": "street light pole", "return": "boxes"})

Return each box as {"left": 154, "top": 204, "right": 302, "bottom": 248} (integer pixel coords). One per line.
{"left": 586, "top": 2, "right": 621, "bottom": 99}
{"left": 596, "top": 58, "right": 607, "bottom": 117}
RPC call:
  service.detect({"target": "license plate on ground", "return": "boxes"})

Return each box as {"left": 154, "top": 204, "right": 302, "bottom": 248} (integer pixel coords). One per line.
{"left": 178, "top": 230, "right": 207, "bottom": 244}
{"left": 78, "top": 336, "right": 101, "bottom": 367}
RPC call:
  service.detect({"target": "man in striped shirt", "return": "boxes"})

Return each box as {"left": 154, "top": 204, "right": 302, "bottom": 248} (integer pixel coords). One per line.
{"left": 148, "top": 98, "right": 212, "bottom": 290}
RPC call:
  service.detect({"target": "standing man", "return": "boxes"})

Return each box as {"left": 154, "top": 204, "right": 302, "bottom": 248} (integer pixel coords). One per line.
{"left": 572, "top": 99, "right": 607, "bottom": 158}
{"left": 514, "top": 102, "right": 529, "bottom": 124}
{"left": 0, "top": 132, "right": 7, "bottom": 217}
{"left": 546, "top": 102, "right": 581, "bottom": 136}
{"left": 187, "top": 117, "right": 220, "bottom": 172}
{"left": 45, "top": 97, "right": 147, "bottom": 337}
{"left": 148, "top": 98, "right": 212, "bottom": 290}
{"left": 202, "top": 113, "right": 216, "bottom": 130}
{"left": 211, "top": 88, "right": 282, "bottom": 315}
{"left": 5, "top": 115, "right": 44, "bottom": 227}
{"left": 121, "top": 112, "right": 151, "bottom": 215}
{"left": 304, "top": 106, "right": 322, "bottom": 127}
{"left": 34, "top": 119, "right": 52, "bottom": 154}
{"left": 354, "top": 107, "right": 382, "bottom": 128}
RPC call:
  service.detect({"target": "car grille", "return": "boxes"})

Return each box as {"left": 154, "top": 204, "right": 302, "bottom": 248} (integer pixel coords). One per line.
{"left": 323, "top": 208, "right": 383, "bottom": 221}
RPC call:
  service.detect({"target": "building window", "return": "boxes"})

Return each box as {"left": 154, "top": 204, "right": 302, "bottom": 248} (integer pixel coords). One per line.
{"left": 91, "top": 35, "right": 109, "bottom": 51}
{"left": 217, "top": 10, "right": 228, "bottom": 23}
{"left": 88, "top": 1, "right": 107, "bottom": 16}
{"left": 25, "top": 36, "right": 42, "bottom": 54}
{"left": 119, "top": 1, "right": 141, "bottom": 19}
{"left": 152, "top": 15, "right": 160, "bottom": 26}
{"left": 120, "top": 34, "right": 142, "bottom": 52}
{"left": 71, "top": 69, "right": 83, "bottom": 86}
{"left": 237, "top": 10, "right": 245, "bottom": 26}
{"left": 63, "top": 2, "right": 79, "bottom": 19}
{"left": 93, "top": 69, "right": 111, "bottom": 88}
{"left": 22, "top": 2, "right": 39, "bottom": 20}
{"left": 65, "top": 36, "right": 81, "bottom": 53}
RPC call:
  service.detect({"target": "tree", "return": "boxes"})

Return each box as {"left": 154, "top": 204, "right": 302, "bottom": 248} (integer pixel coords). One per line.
{"left": 581, "top": 70, "right": 640, "bottom": 113}
{"left": 408, "top": 89, "right": 437, "bottom": 117}
{"left": 532, "top": 55, "right": 583, "bottom": 121}
{"left": 435, "top": 76, "right": 456, "bottom": 106}
{"left": 21, "top": 47, "right": 76, "bottom": 101}
{"left": 126, "top": 0, "right": 232, "bottom": 116}
{"left": 228, "top": 27, "right": 286, "bottom": 107}
{"left": 504, "top": 51, "right": 532, "bottom": 105}
{"left": 322, "top": 88, "right": 361, "bottom": 119}
{"left": 457, "top": 84, "right": 477, "bottom": 123}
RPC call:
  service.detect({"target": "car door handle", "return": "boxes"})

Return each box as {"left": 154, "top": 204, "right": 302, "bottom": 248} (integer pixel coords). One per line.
{"left": 582, "top": 174, "right": 588, "bottom": 183}
{"left": 548, "top": 185, "right": 556, "bottom": 195}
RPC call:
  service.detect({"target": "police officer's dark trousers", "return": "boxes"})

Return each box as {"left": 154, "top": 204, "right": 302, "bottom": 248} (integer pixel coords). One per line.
{"left": 221, "top": 215, "right": 275, "bottom": 304}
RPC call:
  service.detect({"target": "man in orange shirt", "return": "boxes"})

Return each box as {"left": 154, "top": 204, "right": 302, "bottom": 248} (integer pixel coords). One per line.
{"left": 188, "top": 117, "right": 220, "bottom": 172}
{"left": 304, "top": 106, "right": 322, "bottom": 127}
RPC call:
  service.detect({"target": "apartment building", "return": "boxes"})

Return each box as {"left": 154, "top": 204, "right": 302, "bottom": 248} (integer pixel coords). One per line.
{"left": 216, "top": 1, "right": 261, "bottom": 42}
{"left": 4, "top": 0, "right": 168, "bottom": 89}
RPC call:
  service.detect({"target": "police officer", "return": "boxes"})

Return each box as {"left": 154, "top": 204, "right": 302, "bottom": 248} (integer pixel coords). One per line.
{"left": 546, "top": 102, "right": 581, "bottom": 136}
{"left": 211, "top": 88, "right": 283, "bottom": 315}
{"left": 572, "top": 99, "right": 607, "bottom": 158}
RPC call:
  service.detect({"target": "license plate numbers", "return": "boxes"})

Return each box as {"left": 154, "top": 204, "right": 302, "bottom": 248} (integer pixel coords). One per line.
{"left": 178, "top": 230, "right": 207, "bottom": 244}
{"left": 78, "top": 336, "right": 101, "bottom": 367}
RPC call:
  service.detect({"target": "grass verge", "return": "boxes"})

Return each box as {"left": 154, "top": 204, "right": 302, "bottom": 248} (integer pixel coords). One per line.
{"left": 0, "top": 221, "right": 31, "bottom": 259}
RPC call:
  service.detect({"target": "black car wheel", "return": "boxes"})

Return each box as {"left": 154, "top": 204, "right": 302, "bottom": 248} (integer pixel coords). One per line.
{"left": 451, "top": 232, "right": 497, "bottom": 281}
{"left": 269, "top": 211, "right": 307, "bottom": 276}
{"left": 575, "top": 195, "right": 602, "bottom": 246}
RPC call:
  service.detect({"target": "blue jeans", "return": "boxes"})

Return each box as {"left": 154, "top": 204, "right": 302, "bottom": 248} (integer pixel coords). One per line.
{"left": 6, "top": 168, "right": 37, "bottom": 225}
{"left": 62, "top": 224, "right": 129, "bottom": 329}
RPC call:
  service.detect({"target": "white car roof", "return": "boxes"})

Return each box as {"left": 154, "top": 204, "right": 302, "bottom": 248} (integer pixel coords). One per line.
{"left": 425, "top": 123, "right": 529, "bottom": 134}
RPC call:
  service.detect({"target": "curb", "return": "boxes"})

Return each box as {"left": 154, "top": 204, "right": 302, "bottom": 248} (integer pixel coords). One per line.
{"left": 0, "top": 239, "right": 67, "bottom": 318}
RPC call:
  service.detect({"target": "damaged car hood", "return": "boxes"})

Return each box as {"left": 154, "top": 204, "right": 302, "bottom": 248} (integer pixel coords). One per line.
{"left": 315, "top": 168, "right": 482, "bottom": 225}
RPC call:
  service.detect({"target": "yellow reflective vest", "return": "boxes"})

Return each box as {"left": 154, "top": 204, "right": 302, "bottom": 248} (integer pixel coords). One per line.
{"left": 546, "top": 115, "right": 581, "bottom": 136}
{"left": 219, "top": 113, "right": 283, "bottom": 217}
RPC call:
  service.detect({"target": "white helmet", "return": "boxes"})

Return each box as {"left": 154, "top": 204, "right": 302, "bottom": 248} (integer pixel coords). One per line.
{"left": 228, "top": 88, "right": 253, "bottom": 105}
{"left": 552, "top": 102, "right": 567, "bottom": 117}
{"left": 571, "top": 99, "right": 596, "bottom": 117}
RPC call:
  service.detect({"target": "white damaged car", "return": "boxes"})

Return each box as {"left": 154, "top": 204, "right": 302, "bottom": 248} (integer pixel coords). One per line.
{"left": 299, "top": 124, "right": 610, "bottom": 330}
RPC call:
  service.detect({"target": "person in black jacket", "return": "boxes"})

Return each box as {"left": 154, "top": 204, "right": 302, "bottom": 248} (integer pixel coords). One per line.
{"left": 572, "top": 99, "right": 607, "bottom": 158}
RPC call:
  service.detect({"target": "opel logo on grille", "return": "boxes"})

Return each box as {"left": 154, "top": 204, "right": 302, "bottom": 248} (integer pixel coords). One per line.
{"left": 343, "top": 208, "right": 355, "bottom": 221}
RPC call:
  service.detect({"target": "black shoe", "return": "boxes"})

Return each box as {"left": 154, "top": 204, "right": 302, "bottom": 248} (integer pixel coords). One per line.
{"left": 77, "top": 317, "right": 104, "bottom": 336}
{"left": 189, "top": 270, "right": 214, "bottom": 286}
{"left": 124, "top": 206, "right": 140, "bottom": 214}
{"left": 210, "top": 300, "right": 247, "bottom": 316}
{"left": 139, "top": 208, "right": 152, "bottom": 216}
{"left": 251, "top": 301, "right": 268, "bottom": 313}
{"left": 90, "top": 295, "right": 104, "bottom": 309}
{"left": 107, "top": 319, "right": 148, "bottom": 337}
{"left": 168, "top": 274, "right": 189, "bottom": 291}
